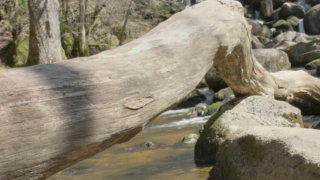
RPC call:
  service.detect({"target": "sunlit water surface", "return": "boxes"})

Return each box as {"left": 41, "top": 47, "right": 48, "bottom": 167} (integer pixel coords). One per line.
{"left": 50, "top": 109, "right": 211, "bottom": 180}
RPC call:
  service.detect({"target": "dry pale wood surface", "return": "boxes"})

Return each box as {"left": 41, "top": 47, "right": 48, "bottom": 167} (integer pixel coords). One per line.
{"left": 0, "top": 0, "right": 241, "bottom": 178}
{"left": 1, "top": 0, "right": 320, "bottom": 179}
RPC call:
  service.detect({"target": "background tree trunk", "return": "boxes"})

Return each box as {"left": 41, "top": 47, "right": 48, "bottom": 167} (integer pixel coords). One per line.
{"left": 61, "top": 0, "right": 69, "bottom": 24}
{"left": 78, "top": 0, "right": 87, "bottom": 56}
{"left": 27, "top": 0, "right": 63, "bottom": 65}
{"left": 1, "top": 0, "right": 320, "bottom": 179}
{"left": 119, "top": 0, "right": 132, "bottom": 45}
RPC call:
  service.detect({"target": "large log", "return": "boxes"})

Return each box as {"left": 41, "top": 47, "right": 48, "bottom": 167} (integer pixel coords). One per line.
{"left": 1, "top": 0, "right": 320, "bottom": 179}
{"left": 0, "top": 0, "right": 244, "bottom": 179}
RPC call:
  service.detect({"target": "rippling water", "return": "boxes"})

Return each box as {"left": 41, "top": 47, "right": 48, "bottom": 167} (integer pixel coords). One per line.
{"left": 50, "top": 109, "right": 211, "bottom": 180}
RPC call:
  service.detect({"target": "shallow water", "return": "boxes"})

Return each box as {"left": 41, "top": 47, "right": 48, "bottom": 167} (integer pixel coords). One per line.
{"left": 50, "top": 109, "right": 211, "bottom": 180}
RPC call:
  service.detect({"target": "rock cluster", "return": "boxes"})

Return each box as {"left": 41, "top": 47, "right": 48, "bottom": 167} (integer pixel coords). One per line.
{"left": 195, "top": 96, "right": 320, "bottom": 179}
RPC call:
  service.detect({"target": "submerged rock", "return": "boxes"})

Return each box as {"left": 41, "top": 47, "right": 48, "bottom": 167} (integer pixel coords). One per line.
{"left": 182, "top": 133, "right": 199, "bottom": 144}
{"left": 144, "top": 141, "right": 155, "bottom": 149}
{"left": 188, "top": 103, "right": 208, "bottom": 117}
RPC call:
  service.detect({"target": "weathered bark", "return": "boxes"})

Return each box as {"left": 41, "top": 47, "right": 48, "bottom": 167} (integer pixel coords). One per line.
{"left": 1, "top": 0, "right": 320, "bottom": 179}
{"left": 78, "top": 0, "right": 87, "bottom": 56}
{"left": 27, "top": 0, "right": 63, "bottom": 65}
{"left": 119, "top": 1, "right": 132, "bottom": 45}
{"left": 212, "top": 19, "right": 320, "bottom": 114}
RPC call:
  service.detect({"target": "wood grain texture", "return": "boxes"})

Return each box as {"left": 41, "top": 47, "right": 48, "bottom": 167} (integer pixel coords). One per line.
{"left": 1, "top": 0, "right": 319, "bottom": 179}
{"left": 0, "top": 0, "right": 245, "bottom": 178}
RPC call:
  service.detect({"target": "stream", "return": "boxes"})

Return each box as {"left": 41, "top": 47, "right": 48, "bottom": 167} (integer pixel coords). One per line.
{"left": 49, "top": 84, "right": 320, "bottom": 179}
{"left": 50, "top": 101, "right": 212, "bottom": 180}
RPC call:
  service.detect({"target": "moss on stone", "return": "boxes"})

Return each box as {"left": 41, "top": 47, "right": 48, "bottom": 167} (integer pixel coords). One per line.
{"left": 215, "top": 141, "right": 240, "bottom": 180}
{"left": 238, "top": 135, "right": 266, "bottom": 163}
{"left": 273, "top": 19, "right": 293, "bottom": 31}
{"left": 287, "top": 16, "right": 300, "bottom": 27}
{"left": 195, "top": 111, "right": 225, "bottom": 165}
{"left": 206, "top": 101, "right": 223, "bottom": 115}
{"left": 282, "top": 113, "right": 303, "bottom": 127}
{"left": 195, "top": 102, "right": 235, "bottom": 165}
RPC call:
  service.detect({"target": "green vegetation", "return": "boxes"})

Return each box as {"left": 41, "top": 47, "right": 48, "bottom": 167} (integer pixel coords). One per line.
{"left": 0, "top": 0, "right": 183, "bottom": 66}
{"left": 5, "top": 37, "right": 29, "bottom": 67}
{"left": 205, "top": 101, "right": 223, "bottom": 115}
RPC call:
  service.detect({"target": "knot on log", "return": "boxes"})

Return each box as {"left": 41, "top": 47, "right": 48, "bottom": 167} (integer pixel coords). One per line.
{"left": 124, "top": 96, "right": 154, "bottom": 110}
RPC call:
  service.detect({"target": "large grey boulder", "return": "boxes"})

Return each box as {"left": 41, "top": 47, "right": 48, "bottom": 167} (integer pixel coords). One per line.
{"left": 211, "top": 127, "right": 320, "bottom": 180}
{"left": 304, "top": 4, "right": 320, "bottom": 35}
{"left": 287, "top": 40, "right": 320, "bottom": 66}
{"left": 195, "top": 96, "right": 303, "bottom": 165}
{"left": 253, "top": 48, "right": 291, "bottom": 72}
{"left": 195, "top": 96, "right": 320, "bottom": 179}
{"left": 279, "top": 2, "right": 305, "bottom": 19}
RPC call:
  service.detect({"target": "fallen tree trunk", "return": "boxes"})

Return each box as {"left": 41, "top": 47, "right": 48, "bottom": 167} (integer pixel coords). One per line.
{"left": 0, "top": 1, "right": 241, "bottom": 178}
{"left": 1, "top": 0, "right": 320, "bottom": 179}
{"left": 212, "top": 11, "right": 320, "bottom": 115}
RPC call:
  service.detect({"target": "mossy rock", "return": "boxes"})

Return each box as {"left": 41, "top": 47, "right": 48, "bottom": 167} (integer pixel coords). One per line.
{"left": 205, "top": 101, "right": 223, "bottom": 115}
{"left": 5, "top": 37, "right": 29, "bottom": 67}
{"left": 286, "top": 16, "right": 299, "bottom": 27}
{"left": 195, "top": 96, "right": 302, "bottom": 166}
{"left": 273, "top": 19, "right": 293, "bottom": 31}
{"left": 182, "top": 133, "right": 199, "bottom": 144}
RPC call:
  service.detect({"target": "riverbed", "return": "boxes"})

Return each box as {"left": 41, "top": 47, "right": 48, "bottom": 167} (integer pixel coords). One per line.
{"left": 50, "top": 108, "right": 211, "bottom": 180}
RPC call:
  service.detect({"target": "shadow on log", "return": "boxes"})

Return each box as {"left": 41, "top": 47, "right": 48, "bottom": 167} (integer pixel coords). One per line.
{"left": 1, "top": 0, "right": 320, "bottom": 179}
